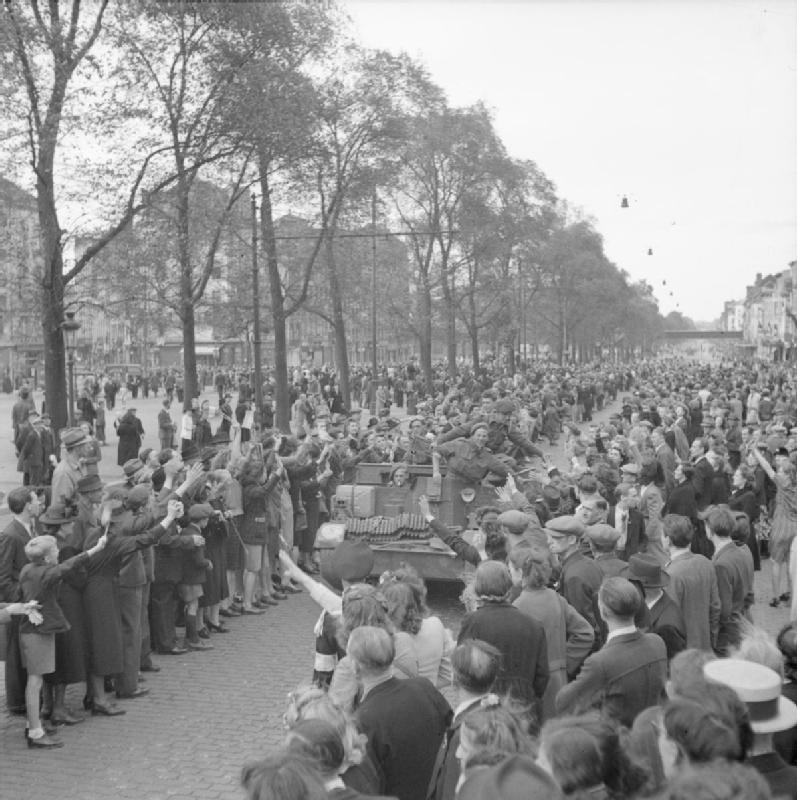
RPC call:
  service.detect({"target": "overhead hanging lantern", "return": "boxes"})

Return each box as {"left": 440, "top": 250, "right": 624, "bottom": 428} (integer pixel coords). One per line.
{"left": 621, "top": 196, "right": 629, "bottom": 208}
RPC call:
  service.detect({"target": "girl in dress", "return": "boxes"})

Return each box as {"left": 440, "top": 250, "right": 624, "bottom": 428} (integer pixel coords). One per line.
{"left": 752, "top": 446, "right": 797, "bottom": 606}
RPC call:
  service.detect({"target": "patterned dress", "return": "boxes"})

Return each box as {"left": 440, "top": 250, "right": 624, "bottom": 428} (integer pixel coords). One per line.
{"left": 769, "top": 474, "right": 797, "bottom": 563}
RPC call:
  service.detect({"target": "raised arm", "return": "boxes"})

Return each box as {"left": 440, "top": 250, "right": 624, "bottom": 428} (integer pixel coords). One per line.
{"left": 751, "top": 446, "right": 776, "bottom": 481}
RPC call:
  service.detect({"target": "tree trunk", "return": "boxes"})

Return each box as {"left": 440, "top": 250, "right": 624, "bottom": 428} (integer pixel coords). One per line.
{"left": 324, "top": 235, "right": 351, "bottom": 410}
{"left": 468, "top": 294, "right": 480, "bottom": 374}
{"left": 41, "top": 282, "right": 67, "bottom": 435}
{"left": 177, "top": 172, "right": 198, "bottom": 409}
{"left": 439, "top": 270, "right": 457, "bottom": 379}
{"left": 558, "top": 298, "right": 567, "bottom": 366}
{"left": 37, "top": 90, "right": 70, "bottom": 435}
{"left": 418, "top": 273, "right": 433, "bottom": 391}
{"left": 260, "top": 173, "right": 291, "bottom": 433}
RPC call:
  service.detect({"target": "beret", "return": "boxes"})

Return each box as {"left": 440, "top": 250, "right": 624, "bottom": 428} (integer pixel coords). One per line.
{"left": 497, "top": 509, "right": 532, "bottom": 535}
{"left": 585, "top": 523, "right": 621, "bottom": 547}
{"left": 188, "top": 502, "right": 214, "bottom": 521}
{"left": 544, "top": 516, "right": 585, "bottom": 537}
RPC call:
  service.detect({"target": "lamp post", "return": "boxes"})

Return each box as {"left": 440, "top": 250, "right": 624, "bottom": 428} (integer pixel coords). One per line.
{"left": 61, "top": 311, "right": 81, "bottom": 427}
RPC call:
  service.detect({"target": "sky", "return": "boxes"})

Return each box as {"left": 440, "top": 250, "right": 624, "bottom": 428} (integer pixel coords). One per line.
{"left": 346, "top": 0, "right": 797, "bottom": 322}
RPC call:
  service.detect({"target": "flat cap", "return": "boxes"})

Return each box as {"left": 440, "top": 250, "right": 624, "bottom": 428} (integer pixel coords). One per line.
{"left": 497, "top": 509, "right": 532, "bottom": 535}
{"left": 585, "top": 523, "right": 621, "bottom": 547}
{"left": 620, "top": 463, "right": 640, "bottom": 476}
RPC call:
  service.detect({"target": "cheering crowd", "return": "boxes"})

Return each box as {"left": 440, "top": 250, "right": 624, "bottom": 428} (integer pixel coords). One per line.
{"left": 3, "top": 356, "right": 797, "bottom": 800}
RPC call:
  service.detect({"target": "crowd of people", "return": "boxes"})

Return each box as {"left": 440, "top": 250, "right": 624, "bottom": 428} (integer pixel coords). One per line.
{"left": 3, "top": 355, "right": 797, "bottom": 800}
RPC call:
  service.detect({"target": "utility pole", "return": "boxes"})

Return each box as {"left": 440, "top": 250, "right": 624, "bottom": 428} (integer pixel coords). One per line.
{"left": 251, "top": 194, "right": 263, "bottom": 415}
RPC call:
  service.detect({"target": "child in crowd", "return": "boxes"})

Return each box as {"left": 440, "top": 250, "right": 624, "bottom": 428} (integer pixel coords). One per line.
{"left": 19, "top": 532, "right": 107, "bottom": 748}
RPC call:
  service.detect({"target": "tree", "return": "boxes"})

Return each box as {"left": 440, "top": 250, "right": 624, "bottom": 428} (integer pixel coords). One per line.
{"left": 0, "top": 0, "right": 180, "bottom": 432}
{"left": 456, "top": 157, "right": 557, "bottom": 373}
{"left": 110, "top": 1, "right": 266, "bottom": 409}
{"left": 305, "top": 46, "right": 437, "bottom": 407}
{"left": 223, "top": 2, "right": 338, "bottom": 430}
{"left": 392, "top": 103, "right": 515, "bottom": 383}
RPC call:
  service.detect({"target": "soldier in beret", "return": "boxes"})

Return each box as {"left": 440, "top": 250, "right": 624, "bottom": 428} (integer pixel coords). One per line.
{"left": 436, "top": 397, "right": 544, "bottom": 463}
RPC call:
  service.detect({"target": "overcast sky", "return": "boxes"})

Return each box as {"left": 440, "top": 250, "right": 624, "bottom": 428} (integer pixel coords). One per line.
{"left": 346, "top": 0, "right": 797, "bottom": 322}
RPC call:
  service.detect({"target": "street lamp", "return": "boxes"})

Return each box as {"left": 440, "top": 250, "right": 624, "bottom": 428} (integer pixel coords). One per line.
{"left": 61, "top": 310, "right": 81, "bottom": 426}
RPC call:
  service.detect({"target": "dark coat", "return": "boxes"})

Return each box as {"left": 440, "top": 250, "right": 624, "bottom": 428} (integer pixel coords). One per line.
{"left": 0, "top": 519, "right": 35, "bottom": 601}
{"left": 84, "top": 522, "right": 167, "bottom": 675}
{"left": 691, "top": 456, "right": 716, "bottom": 510}
{"left": 662, "top": 482, "right": 699, "bottom": 526}
{"left": 559, "top": 550, "right": 605, "bottom": 648}
{"left": 116, "top": 413, "right": 144, "bottom": 466}
{"left": 666, "top": 550, "right": 720, "bottom": 651}
{"left": 427, "top": 697, "right": 483, "bottom": 800}
{"left": 774, "top": 681, "right": 797, "bottom": 765}
{"left": 645, "top": 592, "right": 687, "bottom": 659}
{"left": 356, "top": 676, "right": 451, "bottom": 800}
{"left": 555, "top": 630, "right": 668, "bottom": 727}
{"left": 728, "top": 488, "right": 761, "bottom": 570}
{"left": 457, "top": 602, "right": 549, "bottom": 708}
{"left": 713, "top": 541, "right": 755, "bottom": 655}
{"left": 153, "top": 522, "right": 203, "bottom": 584}
{"left": 748, "top": 752, "right": 797, "bottom": 799}
{"left": 608, "top": 506, "right": 647, "bottom": 561}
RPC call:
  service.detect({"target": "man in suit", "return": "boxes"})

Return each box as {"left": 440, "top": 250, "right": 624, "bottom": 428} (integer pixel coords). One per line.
{"left": 623, "top": 553, "right": 687, "bottom": 660}
{"left": 555, "top": 577, "right": 667, "bottom": 727}
{"left": 651, "top": 427, "right": 677, "bottom": 499}
{"left": 0, "top": 487, "right": 42, "bottom": 712}
{"left": 706, "top": 505, "right": 754, "bottom": 655}
{"left": 690, "top": 437, "right": 716, "bottom": 510}
{"left": 609, "top": 483, "right": 647, "bottom": 561}
{"left": 351, "top": 626, "right": 451, "bottom": 800}
{"left": 546, "top": 516, "right": 604, "bottom": 650}
{"left": 428, "top": 639, "right": 502, "bottom": 800}
{"left": 662, "top": 513, "right": 720, "bottom": 650}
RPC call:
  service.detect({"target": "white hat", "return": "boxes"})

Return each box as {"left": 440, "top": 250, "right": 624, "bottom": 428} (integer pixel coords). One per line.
{"left": 704, "top": 658, "right": 797, "bottom": 734}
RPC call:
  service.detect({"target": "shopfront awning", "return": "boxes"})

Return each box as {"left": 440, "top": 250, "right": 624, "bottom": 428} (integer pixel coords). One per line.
{"left": 195, "top": 346, "right": 219, "bottom": 357}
